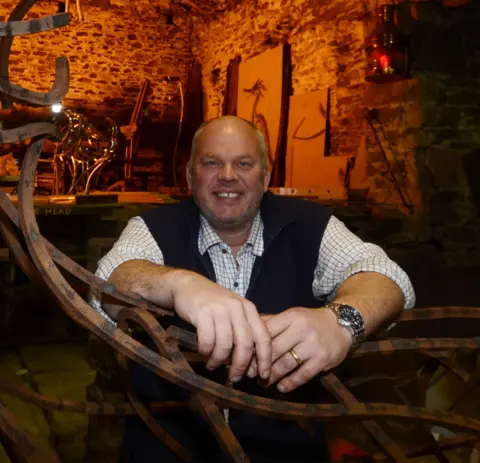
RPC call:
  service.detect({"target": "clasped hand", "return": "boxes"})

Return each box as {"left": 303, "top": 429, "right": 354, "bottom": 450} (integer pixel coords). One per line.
{"left": 173, "top": 273, "right": 352, "bottom": 391}
{"left": 173, "top": 272, "right": 272, "bottom": 382}
{"left": 253, "top": 307, "right": 353, "bottom": 393}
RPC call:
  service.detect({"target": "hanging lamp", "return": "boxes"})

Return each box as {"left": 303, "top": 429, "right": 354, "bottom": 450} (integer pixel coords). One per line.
{"left": 365, "top": 4, "right": 410, "bottom": 83}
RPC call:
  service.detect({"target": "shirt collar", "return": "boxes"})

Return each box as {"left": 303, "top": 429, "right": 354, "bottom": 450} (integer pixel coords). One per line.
{"left": 198, "top": 212, "right": 264, "bottom": 257}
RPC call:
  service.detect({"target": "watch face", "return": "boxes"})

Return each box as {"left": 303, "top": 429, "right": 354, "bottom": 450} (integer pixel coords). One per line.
{"left": 339, "top": 305, "right": 364, "bottom": 331}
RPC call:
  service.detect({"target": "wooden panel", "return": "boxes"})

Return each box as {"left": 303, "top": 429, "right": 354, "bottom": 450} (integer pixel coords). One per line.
{"left": 237, "top": 46, "right": 284, "bottom": 173}
{"left": 223, "top": 56, "right": 241, "bottom": 116}
{"left": 285, "top": 89, "right": 348, "bottom": 199}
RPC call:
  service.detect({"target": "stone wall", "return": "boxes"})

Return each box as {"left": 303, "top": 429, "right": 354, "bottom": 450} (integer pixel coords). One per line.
{"left": 0, "top": 0, "right": 191, "bottom": 124}
{"left": 412, "top": 1, "right": 480, "bottom": 266}
{"left": 192, "top": 0, "right": 375, "bottom": 158}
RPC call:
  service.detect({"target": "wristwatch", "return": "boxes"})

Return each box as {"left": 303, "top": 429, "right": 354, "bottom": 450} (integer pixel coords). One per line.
{"left": 325, "top": 302, "right": 365, "bottom": 352}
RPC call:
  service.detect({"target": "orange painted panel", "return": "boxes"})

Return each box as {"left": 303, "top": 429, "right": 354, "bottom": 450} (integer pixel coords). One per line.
{"left": 236, "top": 46, "right": 284, "bottom": 172}
{"left": 286, "top": 89, "right": 347, "bottom": 198}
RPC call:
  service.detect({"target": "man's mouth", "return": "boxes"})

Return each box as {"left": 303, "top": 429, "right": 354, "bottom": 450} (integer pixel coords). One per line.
{"left": 215, "top": 192, "right": 240, "bottom": 198}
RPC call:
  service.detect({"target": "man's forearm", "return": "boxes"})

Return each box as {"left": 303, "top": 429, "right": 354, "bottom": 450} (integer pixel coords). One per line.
{"left": 103, "top": 259, "right": 190, "bottom": 319}
{"left": 332, "top": 271, "right": 405, "bottom": 336}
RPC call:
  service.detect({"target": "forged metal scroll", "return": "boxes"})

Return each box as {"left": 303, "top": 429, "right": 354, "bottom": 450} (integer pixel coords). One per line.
{"left": 0, "top": 56, "right": 69, "bottom": 106}
{"left": 11, "top": 136, "right": 480, "bottom": 460}
{"left": 0, "top": 13, "right": 69, "bottom": 37}
{"left": 0, "top": 1, "right": 69, "bottom": 109}
{"left": 2, "top": 1, "right": 480, "bottom": 462}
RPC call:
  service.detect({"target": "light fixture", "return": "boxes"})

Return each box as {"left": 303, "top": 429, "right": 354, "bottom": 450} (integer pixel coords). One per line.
{"left": 51, "top": 102, "right": 63, "bottom": 113}
{"left": 365, "top": 4, "right": 410, "bottom": 83}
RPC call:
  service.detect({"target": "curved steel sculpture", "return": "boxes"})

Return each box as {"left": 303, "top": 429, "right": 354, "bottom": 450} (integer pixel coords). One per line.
{"left": 1, "top": 2, "right": 480, "bottom": 462}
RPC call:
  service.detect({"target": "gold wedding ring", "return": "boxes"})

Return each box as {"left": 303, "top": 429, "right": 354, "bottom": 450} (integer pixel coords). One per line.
{"left": 289, "top": 348, "right": 304, "bottom": 367}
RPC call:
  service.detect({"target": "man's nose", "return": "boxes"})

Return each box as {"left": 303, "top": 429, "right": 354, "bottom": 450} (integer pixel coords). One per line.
{"left": 218, "top": 164, "right": 238, "bottom": 181}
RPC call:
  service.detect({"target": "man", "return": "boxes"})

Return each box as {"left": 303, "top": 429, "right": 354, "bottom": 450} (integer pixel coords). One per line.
{"left": 91, "top": 115, "right": 415, "bottom": 462}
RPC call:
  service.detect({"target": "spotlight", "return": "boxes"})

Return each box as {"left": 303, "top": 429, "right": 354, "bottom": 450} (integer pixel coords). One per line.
{"left": 51, "top": 103, "right": 63, "bottom": 113}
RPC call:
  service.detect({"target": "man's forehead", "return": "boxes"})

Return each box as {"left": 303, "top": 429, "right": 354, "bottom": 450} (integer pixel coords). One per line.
{"left": 201, "top": 117, "right": 255, "bottom": 137}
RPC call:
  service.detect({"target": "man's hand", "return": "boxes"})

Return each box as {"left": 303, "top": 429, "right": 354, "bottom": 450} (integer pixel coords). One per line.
{"left": 172, "top": 272, "right": 272, "bottom": 383}
{"left": 249, "top": 307, "right": 352, "bottom": 393}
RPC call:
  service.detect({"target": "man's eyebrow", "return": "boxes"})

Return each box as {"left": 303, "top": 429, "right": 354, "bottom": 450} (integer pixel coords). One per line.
{"left": 199, "top": 153, "right": 256, "bottom": 158}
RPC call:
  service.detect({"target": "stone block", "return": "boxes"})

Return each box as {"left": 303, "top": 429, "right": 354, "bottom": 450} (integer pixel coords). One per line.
{"left": 447, "top": 89, "right": 480, "bottom": 107}
{"left": 365, "top": 79, "right": 420, "bottom": 110}
{"left": 423, "top": 128, "right": 474, "bottom": 146}
{"left": 428, "top": 189, "right": 468, "bottom": 227}
{"left": 419, "top": 74, "right": 448, "bottom": 104}
{"left": 426, "top": 146, "right": 467, "bottom": 189}
{"left": 437, "top": 224, "right": 480, "bottom": 245}
{"left": 411, "top": 22, "right": 467, "bottom": 74}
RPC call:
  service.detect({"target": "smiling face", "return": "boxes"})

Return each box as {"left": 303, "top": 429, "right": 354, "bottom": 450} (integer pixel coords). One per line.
{"left": 186, "top": 117, "right": 270, "bottom": 233}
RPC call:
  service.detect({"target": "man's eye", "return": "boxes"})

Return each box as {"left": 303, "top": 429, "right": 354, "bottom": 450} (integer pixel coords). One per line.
{"left": 204, "top": 160, "right": 218, "bottom": 166}
{"left": 239, "top": 161, "right": 252, "bottom": 168}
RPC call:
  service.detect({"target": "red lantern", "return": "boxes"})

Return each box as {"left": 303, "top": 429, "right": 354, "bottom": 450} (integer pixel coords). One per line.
{"left": 365, "top": 4, "right": 410, "bottom": 83}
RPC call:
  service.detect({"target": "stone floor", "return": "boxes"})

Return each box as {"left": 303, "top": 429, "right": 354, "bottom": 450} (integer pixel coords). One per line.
{"left": 0, "top": 343, "right": 95, "bottom": 463}
{"left": 0, "top": 342, "right": 478, "bottom": 462}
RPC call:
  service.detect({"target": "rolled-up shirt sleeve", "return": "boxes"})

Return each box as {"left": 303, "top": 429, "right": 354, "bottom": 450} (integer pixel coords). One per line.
{"left": 90, "top": 216, "right": 164, "bottom": 319}
{"left": 313, "top": 216, "right": 416, "bottom": 309}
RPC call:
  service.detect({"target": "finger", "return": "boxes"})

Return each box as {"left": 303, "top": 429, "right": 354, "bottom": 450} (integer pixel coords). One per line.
{"left": 207, "top": 310, "right": 233, "bottom": 370}
{"left": 277, "top": 358, "right": 321, "bottom": 393}
{"left": 270, "top": 328, "right": 298, "bottom": 363}
{"left": 247, "top": 356, "right": 257, "bottom": 378}
{"left": 243, "top": 301, "right": 272, "bottom": 379}
{"left": 265, "top": 310, "right": 293, "bottom": 338}
{"left": 229, "top": 304, "right": 254, "bottom": 382}
{"left": 196, "top": 315, "right": 215, "bottom": 357}
{"left": 267, "top": 343, "right": 308, "bottom": 387}
{"left": 247, "top": 313, "right": 287, "bottom": 378}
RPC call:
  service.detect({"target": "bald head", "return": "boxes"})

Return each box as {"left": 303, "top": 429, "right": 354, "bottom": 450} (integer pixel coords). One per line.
{"left": 185, "top": 115, "right": 271, "bottom": 233}
{"left": 189, "top": 116, "right": 268, "bottom": 172}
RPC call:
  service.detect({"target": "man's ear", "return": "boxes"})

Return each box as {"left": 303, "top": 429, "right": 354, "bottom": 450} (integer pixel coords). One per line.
{"left": 186, "top": 163, "right": 192, "bottom": 190}
{"left": 263, "top": 169, "right": 271, "bottom": 191}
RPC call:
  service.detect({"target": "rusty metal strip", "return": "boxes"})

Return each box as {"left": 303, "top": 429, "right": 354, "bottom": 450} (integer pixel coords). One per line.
{"left": 0, "top": 210, "right": 46, "bottom": 289}
{"left": 116, "top": 309, "right": 193, "bottom": 461}
{"left": 0, "top": 13, "right": 69, "bottom": 36}
{"left": 371, "top": 435, "right": 479, "bottom": 461}
{"left": 117, "top": 307, "right": 249, "bottom": 463}
{"left": 352, "top": 337, "right": 480, "bottom": 357}
{"left": 0, "top": 122, "right": 63, "bottom": 144}
{"left": 158, "top": 326, "right": 480, "bottom": 434}
{"left": 166, "top": 324, "right": 480, "bottom": 363}
{"left": 398, "top": 307, "right": 480, "bottom": 321}
{"left": 0, "top": 188, "right": 173, "bottom": 318}
{"left": 321, "top": 374, "right": 410, "bottom": 462}
{"left": 0, "top": 375, "right": 185, "bottom": 415}
{"left": 0, "top": 56, "right": 69, "bottom": 105}
{"left": 424, "top": 351, "right": 471, "bottom": 382}
{"left": 0, "top": 0, "right": 38, "bottom": 108}
{"left": 0, "top": 400, "right": 60, "bottom": 463}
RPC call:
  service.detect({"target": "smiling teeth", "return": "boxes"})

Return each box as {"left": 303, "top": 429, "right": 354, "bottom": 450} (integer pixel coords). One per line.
{"left": 217, "top": 193, "right": 239, "bottom": 198}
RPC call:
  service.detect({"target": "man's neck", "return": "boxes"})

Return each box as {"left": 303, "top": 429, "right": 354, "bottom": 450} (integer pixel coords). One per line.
{"left": 217, "top": 226, "right": 252, "bottom": 256}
